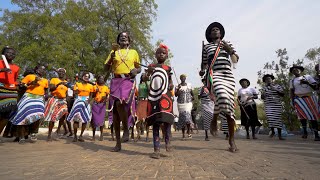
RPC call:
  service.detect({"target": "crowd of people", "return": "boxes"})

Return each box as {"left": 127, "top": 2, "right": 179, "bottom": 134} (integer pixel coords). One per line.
{"left": 1, "top": 22, "right": 319, "bottom": 159}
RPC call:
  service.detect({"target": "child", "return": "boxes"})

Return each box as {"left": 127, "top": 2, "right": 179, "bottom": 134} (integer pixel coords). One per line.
{"left": 145, "top": 44, "right": 174, "bottom": 159}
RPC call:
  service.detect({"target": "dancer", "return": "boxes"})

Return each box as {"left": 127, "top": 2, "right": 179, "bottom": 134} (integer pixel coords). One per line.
{"left": 67, "top": 72, "right": 94, "bottom": 142}
{"left": 199, "top": 22, "right": 239, "bottom": 152}
{"left": 44, "top": 68, "right": 69, "bottom": 141}
{"left": 0, "top": 47, "right": 20, "bottom": 141}
{"left": 104, "top": 32, "right": 141, "bottom": 151}
{"left": 91, "top": 75, "right": 109, "bottom": 141}
{"left": 289, "top": 65, "right": 320, "bottom": 141}
{"left": 261, "top": 74, "right": 285, "bottom": 140}
{"left": 146, "top": 43, "right": 174, "bottom": 159}
{"left": 238, "top": 78, "right": 261, "bottom": 139}
{"left": 11, "top": 64, "right": 48, "bottom": 143}
{"left": 175, "top": 74, "right": 194, "bottom": 139}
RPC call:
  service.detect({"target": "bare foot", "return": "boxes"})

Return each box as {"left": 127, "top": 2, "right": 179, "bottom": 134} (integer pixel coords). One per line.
{"left": 111, "top": 146, "right": 121, "bottom": 152}
{"left": 150, "top": 152, "right": 160, "bottom": 159}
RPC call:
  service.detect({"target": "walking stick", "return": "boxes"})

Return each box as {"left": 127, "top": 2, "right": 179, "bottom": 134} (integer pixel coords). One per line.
{"left": 172, "top": 67, "right": 179, "bottom": 84}
{"left": 237, "top": 98, "right": 250, "bottom": 120}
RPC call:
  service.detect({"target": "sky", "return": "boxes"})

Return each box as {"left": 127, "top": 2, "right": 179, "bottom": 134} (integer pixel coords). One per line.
{"left": 1, "top": 0, "right": 320, "bottom": 91}
{"left": 151, "top": 0, "right": 320, "bottom": 91}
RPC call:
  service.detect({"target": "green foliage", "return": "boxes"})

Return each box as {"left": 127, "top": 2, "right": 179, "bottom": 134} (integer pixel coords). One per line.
{"left": 0, "top": 0, "right": 158, "bottom": 78}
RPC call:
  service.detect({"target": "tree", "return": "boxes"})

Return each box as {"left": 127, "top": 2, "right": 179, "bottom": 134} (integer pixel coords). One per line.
{"left": 0, "top": 0, "right": 158, "bottom": 78}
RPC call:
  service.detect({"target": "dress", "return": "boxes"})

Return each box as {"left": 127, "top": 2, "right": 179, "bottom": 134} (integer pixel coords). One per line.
{"left": 145, "top": 64, "right": 174, "bottom": 126}
{"left": 199, "top": 86, "right": 214, "bottom": 130}
{"left": 177, "top": 83, "right": 193, "bottom": 129}
{"left": 91, "top": 84, "right": 109, "bottom": 127}
{"left": 290, "top": 75, "right": 320, "bottom": 121}
{"left": 262, "top": 84, "right": 283, "bottom": 129}
{"left": 44, "top": 78, "right": 68, "bottom": 122}
{"left": 67, "top": 82, "right": 94, "bottom": 123}
{"left": 202, "top": 42, "right": 236, "bottom": 121}
{"left": 238, "top": 87, "right": 261, "bottom": 127}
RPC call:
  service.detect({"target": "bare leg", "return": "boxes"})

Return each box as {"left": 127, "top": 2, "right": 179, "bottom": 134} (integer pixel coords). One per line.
{"left": 92, "top": 123, "right": 96, "bottom": 141}
{"left": 99, "top": 126, "right": 104, "bottom": 141}
{"left": 66, "top": 121, "right": 73, "bottom": 137}
{"left": 110, "top": 124, "right": 115, "bottom": 141}
{"left": 115, "top": 102, "right": 129, "bottom": 143}
{"left": 73, "top": 122, "right": 79, "bottom": 142}
{"left": 78, "top": 123, "right": 86, "bottom": 142}
{"left": 146, "top": 124, "right": 150, "bottom": 142}
{"left": 205, "top": 130, "right": 209, "bottom": 141}
{"left": 112, "top": 101, "right": 121, "bottom": 152}
{"left": 210, "top": 114, "right": 218, "bottom": 136}
{"left": 226, "top": 115, "right": 238, "bottom": 152}
{"left": 47, "top": 121, "right": 54, "bottom": 141}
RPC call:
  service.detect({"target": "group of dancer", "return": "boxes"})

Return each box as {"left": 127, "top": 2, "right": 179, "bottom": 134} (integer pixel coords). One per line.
{"left": 1, "top": 22, "right": 320, "bottom": 159}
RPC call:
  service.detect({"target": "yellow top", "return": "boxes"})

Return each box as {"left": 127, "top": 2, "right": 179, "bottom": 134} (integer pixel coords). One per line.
{"left": 93, "top": 85, "right": 110, "bottom": 102}
{"left": 74, "top": 82, "right": 94, "bottom": 96}
{"left": 22, "top": 74, "right": 48, "bottom": 95}
{"left": 104, "top": 48, "right": 140, "bottom": 74}
{"left": 50, "top": 78, "right": 68, "bottom": 98}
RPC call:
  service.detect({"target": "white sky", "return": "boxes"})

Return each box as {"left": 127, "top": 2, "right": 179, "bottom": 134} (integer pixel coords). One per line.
{"left": 151, "top": 0, "right": 320, "bottom": 91}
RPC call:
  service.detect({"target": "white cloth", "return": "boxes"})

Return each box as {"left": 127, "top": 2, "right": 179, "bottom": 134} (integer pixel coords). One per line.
{"left": 238, "top": 87, "right": 258, "bottom": 105}
{"left": 290, "top": 75, "right": 316, "bottom": 95}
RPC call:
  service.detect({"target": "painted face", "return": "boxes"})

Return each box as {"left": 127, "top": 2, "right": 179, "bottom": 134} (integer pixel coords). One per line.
{"left": 118, "top": 32, "right": 130, "bottom": 46}
{"left": 36, "top": 66, "right": 46, "bottom": 76}
{"left": 83, "top": 73, "right": 90, "bottom": 82}
{"left": 4, "top": 49, "right": 16, "bottom": 61}
{"left": 156, "top": 47, "right": 168, "bottom": 63}
{"left": 210, "top": 27, "right": 221, "bottom": 40}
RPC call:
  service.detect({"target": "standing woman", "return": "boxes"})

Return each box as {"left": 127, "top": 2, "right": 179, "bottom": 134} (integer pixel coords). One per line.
{"left": 199, "top": 22, "right": 239, "bottom": 152}
{"left": 44, "top": 68, "right": 69, "bottom": 141}
{"left": 238, "top": 78, "right": 261, "bottom": 139}
{"left": 67, "top": 72, "right": 94, "bottom": 142}
{"left": 11, "top": 64, "right": 48, "bottom": 143}
{"left": 104, "top": 32, "right": 141, "bottom": 152}
{"left": 0, "top": 47, "right": 20, "bottom": 140}
{"left": 198, "top": 78, "right": 214, "bottom": 141}
{"left": 290, "top": 65, "right": 320, "bottom": 141}
{"left": 91, "top": 75, "right": 109, "bottom": 141}
{"left": 175, "top": 74, "right": 194, "bottom": 139}
{"left": 261, "top": 74, "right": 285, "bottom": 140}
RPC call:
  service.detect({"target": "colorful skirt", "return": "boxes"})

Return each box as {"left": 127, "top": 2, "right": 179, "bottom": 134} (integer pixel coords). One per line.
{"left": 136, "top": 100, "right": 148, "bottom": 120}
{"left": 108, "top": 77, "right": 136, "bottom": 127}
{"left": 10, "top": 93, "right": 45, "bottom": 125}
{"left": 67, "top": 96, "right": 91, "bottom": 123}
{"left": 44, "top": 97, "right": 68, "bottom": 122}
{"left": 0, "top": 86, "right": 18, "bottom": 116}
{"left": 294, "top": 95, "right": 320, "bottom": 121}
{"left": 91, "top": 102, "right": 106, "bottom": 127}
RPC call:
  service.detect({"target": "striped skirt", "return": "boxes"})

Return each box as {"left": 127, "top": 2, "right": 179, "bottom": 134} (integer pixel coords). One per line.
{"left": 67, "top": 96, "right": 91, "bottom": 123}
{"left": 200, "top": 100, "right": 214, "bottom": 130}
{"left": 294, "top": 95, "right": 320, "bottom": 121}
{"left": 0, "top": 86, "right": 18, "bottom": 114}
{"left": 10, "top": 93, "right": 45, "bottom": 125}
{"left": 210, "top": 72, "right": 236, "bottom": 119}
{"left": 44, "top": 97, "right": 68, "bottom": 122}
{"left": 265, "top": 103, "right": 283, "bottom": 129}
